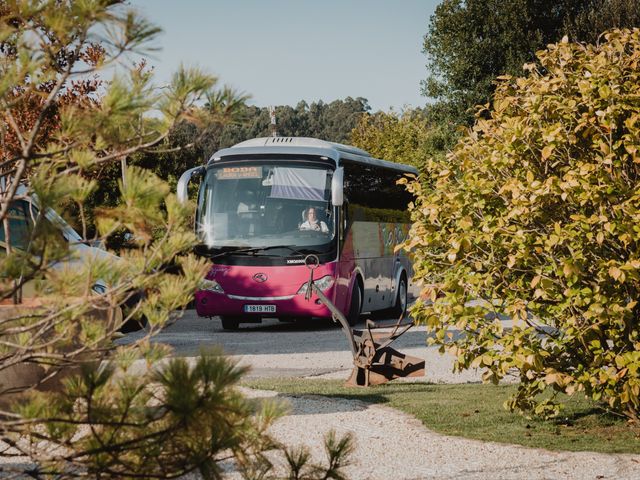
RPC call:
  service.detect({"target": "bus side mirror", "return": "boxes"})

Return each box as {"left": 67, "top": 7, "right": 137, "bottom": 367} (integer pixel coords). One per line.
{"left": 177, "top": 166, "right": 205, "bottom": 204}
{"left": 331, "top": 167, "right": 344, "bottom": 206}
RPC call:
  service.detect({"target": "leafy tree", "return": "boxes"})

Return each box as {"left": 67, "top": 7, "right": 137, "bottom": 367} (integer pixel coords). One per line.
{"left": 405, "top": 29, "right": 640, "bottom": 420}
{"left": 304, "top": 97, "right": 371, "bottom": 143}
{"left": 127, "top": 96, "right": 370, "bottom": 200}
{"left": 0, "top": 1, "right": 352, "bottom": 477}
{"left": 129, "top": 83, "right": 251, "bottom": 190}
{"left": 220, "top": 97, "right": 370, "bottom": 146}
{"left": 350, "top": 108, "right": 458, "bottom": 168}
{"left": 564, "top": 0, "right": 640, "bottom": 45}
{"left": 422, "top": 0, "right": 640, "bottom": 125}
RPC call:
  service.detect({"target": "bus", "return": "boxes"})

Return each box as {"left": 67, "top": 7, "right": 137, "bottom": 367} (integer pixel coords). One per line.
{"left": 177, "top": 137, "right": 417, "bottom": 330}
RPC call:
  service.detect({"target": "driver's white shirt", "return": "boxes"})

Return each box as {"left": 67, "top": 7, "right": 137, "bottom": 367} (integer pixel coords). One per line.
{"left": 299, "top": 220, "right": 329, "bottom": 233}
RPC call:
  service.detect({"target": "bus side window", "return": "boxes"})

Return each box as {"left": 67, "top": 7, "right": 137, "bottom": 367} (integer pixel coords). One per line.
{"left": 343, "top": 161, "right": 412, "bottom": 223}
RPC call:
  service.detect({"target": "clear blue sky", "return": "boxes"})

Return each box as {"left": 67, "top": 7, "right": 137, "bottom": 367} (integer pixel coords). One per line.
{"left": 132, "top": 0, "right": 440, "bottom": 112}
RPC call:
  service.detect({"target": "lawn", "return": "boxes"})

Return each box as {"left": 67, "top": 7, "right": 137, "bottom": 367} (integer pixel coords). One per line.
{"left": 243, "top": 378, "right": 640, "bottom": 454}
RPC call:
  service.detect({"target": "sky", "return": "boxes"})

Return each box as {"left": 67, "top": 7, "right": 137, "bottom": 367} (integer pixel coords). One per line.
{"left": 132, "top": 0, "right": 440, "bottom": 112}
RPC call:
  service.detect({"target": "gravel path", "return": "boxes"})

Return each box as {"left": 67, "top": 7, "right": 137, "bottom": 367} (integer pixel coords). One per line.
{"left": 245, "top": 388, "right": 640, "bottom": 480}
{"left": 229, "top": 346, "right": 639, "bottom": 480}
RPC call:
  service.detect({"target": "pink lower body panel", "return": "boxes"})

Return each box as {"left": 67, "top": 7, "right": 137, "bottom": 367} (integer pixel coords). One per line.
{"left": 195, "top": 261, "right": 342, "bottom": 319}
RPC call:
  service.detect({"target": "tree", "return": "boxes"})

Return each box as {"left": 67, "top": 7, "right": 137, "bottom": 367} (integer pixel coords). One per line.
{"left": 422, "top": 0, "right": 640, "bottom": 126}
{"left": 0, "top": 2, "right": 352, "bottom": 477}
{"left": 219, "top": 97, "right": 371, "bottom": 147}
{"left": 350, "top": 108, "right": 458, "bottom": 168}
{"left": 405, "top": 29, "right": 640, "bottom": 420}
{"left": 127, "top": 85, "right": 251, "bottom": 191}
{"left": 565, "top": 0, "right": 640, "bottom": 45}
{"left": 306, "top": 97, "right": 371, "bottom": 143}
{"left": 126, "top": 96, "right": 371, "bottom": 200}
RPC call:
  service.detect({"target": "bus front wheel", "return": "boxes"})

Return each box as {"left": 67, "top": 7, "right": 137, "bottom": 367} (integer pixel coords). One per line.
{"left": 220, "top": 316, "right": 240, "bottom": 330}
{"left": 347, "top": 282, "right": 362, "bottom": 326}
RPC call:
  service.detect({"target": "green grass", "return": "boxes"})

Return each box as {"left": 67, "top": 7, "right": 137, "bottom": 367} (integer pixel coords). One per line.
{"left": 242, "top": 378, "right": 640, "bottom": 454}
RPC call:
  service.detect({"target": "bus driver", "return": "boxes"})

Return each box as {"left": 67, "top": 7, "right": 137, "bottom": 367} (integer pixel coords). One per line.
{"left": 299, "top": 207, "right": 329, "bottom": 233}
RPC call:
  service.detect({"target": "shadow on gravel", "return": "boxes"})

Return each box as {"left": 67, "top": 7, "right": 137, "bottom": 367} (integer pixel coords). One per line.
{"left": 275, "top": 393, "right": 371, "bottom": 415}
{"left": 270, "top": 384, "right": 440, "bottom": 416}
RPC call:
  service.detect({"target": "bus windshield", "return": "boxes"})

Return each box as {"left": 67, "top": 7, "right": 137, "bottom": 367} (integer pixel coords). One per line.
{"left": 196, "top": 162, "right": 335, "bottom": 252}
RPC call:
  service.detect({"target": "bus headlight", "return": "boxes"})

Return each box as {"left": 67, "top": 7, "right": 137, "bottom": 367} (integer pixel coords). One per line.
{"left": 297, "top": 275, "right": 334, "bottom": 295}
{"left": 200, "top": 278, "right": 225, "bottom": 294}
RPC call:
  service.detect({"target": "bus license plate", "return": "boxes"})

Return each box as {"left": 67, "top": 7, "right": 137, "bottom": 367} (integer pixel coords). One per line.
{"left": 244, "top": 305, "right": 276, "bottom": 313}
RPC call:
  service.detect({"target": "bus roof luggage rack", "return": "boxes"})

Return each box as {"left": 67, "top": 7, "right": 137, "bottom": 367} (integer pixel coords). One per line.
{"left": 303, "top": 255, "right": 425, "bottom": 387}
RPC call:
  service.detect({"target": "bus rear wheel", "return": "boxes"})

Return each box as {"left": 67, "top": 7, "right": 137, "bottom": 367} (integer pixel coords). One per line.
{"left": 347, "top": 282, "right": 362, "bottom": 326}
{"left": 220, "top": 316, "right": 240, "bottom": 330}
{"left": 391, "top": 273, "right": 408, "bottom": 319}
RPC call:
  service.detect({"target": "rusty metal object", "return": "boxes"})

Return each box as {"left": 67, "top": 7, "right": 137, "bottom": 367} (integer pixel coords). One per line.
{"left": 304, "top": 255, "right": 425, "bottom": 387}
{"left": 346, "top": 320, "right": 425, "bottom": 387}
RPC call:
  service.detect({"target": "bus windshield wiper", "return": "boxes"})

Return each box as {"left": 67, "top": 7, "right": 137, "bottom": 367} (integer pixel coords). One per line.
{"left": 211, "top": 245, "right": 309, "bottom": 259}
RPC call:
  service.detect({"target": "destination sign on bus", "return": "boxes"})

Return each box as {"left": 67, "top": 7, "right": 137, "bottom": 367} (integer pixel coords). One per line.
{"left": 216, "top": 166, "right": 263, "bottom": 180}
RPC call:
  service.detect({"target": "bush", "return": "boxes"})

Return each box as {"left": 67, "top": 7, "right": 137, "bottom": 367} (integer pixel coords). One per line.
{"left": 404, "top": 29, "right": 640, "bottom": 420}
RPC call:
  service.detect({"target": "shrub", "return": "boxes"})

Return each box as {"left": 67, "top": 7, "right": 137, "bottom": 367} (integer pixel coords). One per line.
{"left": 404, "top": 29, "right": 640, "bottom": 420}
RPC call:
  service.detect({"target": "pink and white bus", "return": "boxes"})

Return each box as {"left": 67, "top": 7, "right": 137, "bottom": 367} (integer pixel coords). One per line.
{"left": 177, "top": 137, "right": 417, "bottom": 330}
